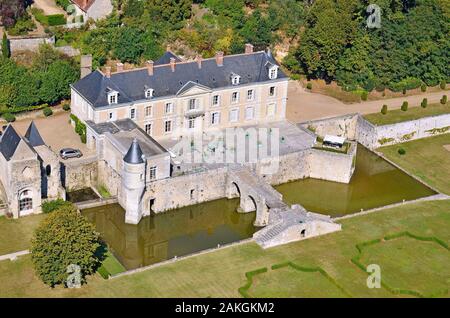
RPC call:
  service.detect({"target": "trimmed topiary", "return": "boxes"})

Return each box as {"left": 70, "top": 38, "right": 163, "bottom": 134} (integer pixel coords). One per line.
{"left": 62, "top": 102, "right": 70, "bottom": 111}
{"left": 440, "top": 95, "right": 447, "bottom": 105}
{"left": 43, "top": 107, "right": 53, "bottom": 117}
{"left": 306, "top": 82, "right": 312, "bottom": 90}
{"left": 361, "top": 91, "right": 368, "bottom": 101}
{"left": 421, "top": 98, "right": 428, "bottom": 108}
{"left": 381, "top": 104, "right": 388, "bottom": 115}
{"left": 420, "top": 84, "right": 427, "bottom": 92}
{"left": 398, "top": 148, "right": 406, "bottom": 155}
{"left": 440, "top": 80, "right": 446, "bottom": 90}
{"left": 401, "top": 101, "right": 408, "bottom": 111}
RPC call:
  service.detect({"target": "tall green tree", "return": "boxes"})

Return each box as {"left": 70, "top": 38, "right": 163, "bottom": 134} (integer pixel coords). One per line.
{"left": 31, "top": 204, "right": 101, "bottom": 287}
{"left": 1, "top": 33, "right": 9, "bottom": 58}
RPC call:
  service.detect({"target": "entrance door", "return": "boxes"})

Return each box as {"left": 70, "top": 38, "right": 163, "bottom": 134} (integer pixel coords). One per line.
{"left": 19, "top": 189, "right": 33, "bottom": 216}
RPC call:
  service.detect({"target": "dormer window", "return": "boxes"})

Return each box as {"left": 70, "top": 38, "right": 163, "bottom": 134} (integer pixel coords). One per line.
{"left": 145, "top": 88, "right": 154, "bottom": 99}
{"left": 231, "top": 73, "right": 241, "bottom": 86}
{"left": 269, "top": 66, "right": 278, "bottom": 80}
{"left": 108, "top": 91, "right": 118, "bottom": 105}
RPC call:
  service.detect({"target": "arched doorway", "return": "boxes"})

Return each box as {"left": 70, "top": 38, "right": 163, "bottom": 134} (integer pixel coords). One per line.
{"left": 19, "top": 189, "right": 33, "bottom": 216}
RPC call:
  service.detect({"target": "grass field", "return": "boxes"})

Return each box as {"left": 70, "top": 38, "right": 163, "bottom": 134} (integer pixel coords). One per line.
{"left": 0, "top": 214, "right": 46, "bottom": 255}
{"left": 364, "top": 102, "right": 450, "bottom": 126}
{"left": 378, "top": 134, "right": 450, "bottom": 194}
{"left": 0, "top": 199, "right": 449, "bottom": 297}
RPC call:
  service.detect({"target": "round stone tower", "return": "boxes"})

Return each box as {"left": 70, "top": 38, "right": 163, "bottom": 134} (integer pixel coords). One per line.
{"left": 122, "top": 138, "right": 146, "bottom": 224}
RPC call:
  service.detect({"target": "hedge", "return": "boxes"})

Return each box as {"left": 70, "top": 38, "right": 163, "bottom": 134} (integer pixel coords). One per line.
{"left": 42, "top": 199, "right": 72, "bottom": 214}
{"left": 238, "top": 267, "right": 267, "bottom": 298}
{"left": 70, "top": 114, "right": 87, "bottom": 144}
{"left": 47, "top": 14, "right": 66, "bottom": 26}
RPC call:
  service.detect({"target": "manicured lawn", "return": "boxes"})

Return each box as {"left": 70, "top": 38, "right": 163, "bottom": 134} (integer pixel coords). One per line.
{"left": 98, "top": 251, "right": 126, "bottom": 278}
{"left": 357, "top": 236, "right": 450, "bottom": 297}
{"left": 378, "top": 134, "right": 450, "bottom": 194}
{"left": 364, "top": 102, "right": 450, "bottom": 126}
{"left": 0, "top": 214, "right": 46, "bottom": 255}
{"left": 0, "top": 199, "right": 449, "bottom": 297}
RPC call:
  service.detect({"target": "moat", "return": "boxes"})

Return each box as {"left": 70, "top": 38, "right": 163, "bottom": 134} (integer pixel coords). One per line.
{"left": 276, "top": 146, "right": 435, "bottom": 216}
{"left": 83, "top": 146, "right": 435, "bottom": 270}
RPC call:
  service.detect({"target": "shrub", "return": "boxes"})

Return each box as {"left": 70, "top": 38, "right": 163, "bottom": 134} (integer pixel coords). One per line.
{"left": 31, "top": 204, "right": 102, "bottom": 287}
{"left": 361, "top": 91, "right": 368, "bottom": 101}
{"left": 42, "top": 199, "right": 72, "bottom": 213}
{"left": 306, "top": 82, "right": 312, "bottom": 90}
{"left": 401, "top": 101, "right": 408, "bottom": 111}
{"left": 3, "top": 113, "right": 16, "bottom": 122}
{"left": 62, "top": 102, "right": 70, "bottom": 111}
{"left": 43, "top": 107, "right": 53, "bottom": 117}
{"left": 70, "top": 114, "right": 86, "bottom": 143}
{"left": 402, "top": 88, "right": 406, "bottom": 95}
{"left": 440, "top": 95, "right": 447, "bottom": 105}
{"left": 2, "top": 33, "right": 9, "bottom": 58}
{"left": 420, "top": 84, "right": 427, "bottom": 92}
{"left": 47, "top": 14, "right": 66, "bottom": 26}
{"left": 440, "top": 80, "right": 446, "bottom": 90}
{"left": 421, "top": 98, "right": 427, "bottom": 108}
{"left": 381, "top": 104, "right": 388, "bottom": 115}
{"left": 398, "top": 148, "right": 406, "bottom": 155}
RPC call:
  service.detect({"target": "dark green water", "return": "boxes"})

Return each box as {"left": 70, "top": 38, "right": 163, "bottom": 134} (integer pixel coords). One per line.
{"left": 82, "top": 199, "right": 257, "bottom": 270}
{"left": 275, "top": 146, "right": 435, "bottom": 216}
{"left": 67, "top": 188, "right": 99, "bottom": 203}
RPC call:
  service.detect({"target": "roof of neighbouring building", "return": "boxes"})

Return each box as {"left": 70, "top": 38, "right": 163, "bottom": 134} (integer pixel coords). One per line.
{"left": 24, "top": 121, "right": 45, "bottom": 147}
{"left": 71, "top": 0, "right": 96, "bottom": 12}
{"left": 72, "top": 50, "right": 287, "bottom": 109}
{"left": 0, "top": 125, "right": 22, "bottom": 161}
{"left": 124, "top": 138, "right": 144, "bottom": 164}
{"left": 154, "top": 51, "right": 183, "bottom": 66}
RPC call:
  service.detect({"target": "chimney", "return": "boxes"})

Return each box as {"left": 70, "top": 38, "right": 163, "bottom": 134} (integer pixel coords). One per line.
{"left": 116, "top": 62, "right": 124, "bottom": 72}
{"left": 104, "top": 66, "right": 111, "bottom": 78}
{"left": 245, "top": 43, "right": 254, "bottom": 54}
{"left": 196, "top": 55, "right": 202, "bottom": 69}
{"left": 80, "top": 54, "right": 92, "bottom": 79}
{"left": 170, "top": 57, "right": 176, "bottom": 72}
{"left": 146, "top": 60, "right": 154, "bottom": 76}
{"left": 215, "top": 51, "right": 224, "bottom": 67}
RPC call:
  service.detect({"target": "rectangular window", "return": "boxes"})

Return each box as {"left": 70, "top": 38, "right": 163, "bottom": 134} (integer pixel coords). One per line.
{"left": 211, "top": 112, "right": 220, "bottom": 125}
{"left": 267, "top": 103, "right": 276, "bottom": 117}
{"left": 188, "top": 99, "right": 197, "bottom": 110}
{"left": 212, "top": 95, "right": 220, "bottom": 106}
{"left": 108, "top": 112, "right": 114, "bottom": 121}
{"left": 269, "top": 86, "right": 276, "bottom": 97}
{"left": 164, "top": 120, "right": 172, "bottom": 133}
{"left": 188, "top": 118, "right": 195, "bottom": 129}
{"left": 229, "top": 109, "right": 239, "bottom": 122}
{"left": 245, "top": 107, "right": 254, "bottom": 120}
{"left": 231, "top": 92, "right": 239, "bottom": 103}
{"left": 247, "top": 89, "right": 254, "bottom": 101}
{"left": 130, "top": 108, "right": 136, "bottom": 120}
{"left": 145, "top": 123, "right": 152, "bottom": 135}
{"left": 165, "top": 102, "right": 173, "bottom": 114}
{"left": 149, "top": 166, "right": 157, "bottom": 180}
{"left": 145, "top": 106, "right": 152, "bottom": 117}
{"left": 108, "top": 94, "right": 117, "bottom": 104}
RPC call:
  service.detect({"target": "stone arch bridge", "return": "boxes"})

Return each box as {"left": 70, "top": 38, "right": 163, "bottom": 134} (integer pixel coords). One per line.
{"left": 226, "top": 166, "right": 288, "bottom": 227}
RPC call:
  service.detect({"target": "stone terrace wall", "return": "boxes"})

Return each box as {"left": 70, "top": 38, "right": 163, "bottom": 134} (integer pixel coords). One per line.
{"left": 308, "top": 142, "right": 357, "bottom": 183}
{"left": 257, "top": 150, "right": 310, "bottom": 185}
{"left": 6, "top": 36, "right": 55, "bottom": 53}
{"left": 357, "top": 114, "right": 450, "bottom": 149}
{"left": 300, "top": 114, "right": 359, "bottom": 140}
{"left": 143, "top": 167, "right": 229, "bottom": 215}
{"left": 63, "top": 157, "right": 98, "bottom": 191}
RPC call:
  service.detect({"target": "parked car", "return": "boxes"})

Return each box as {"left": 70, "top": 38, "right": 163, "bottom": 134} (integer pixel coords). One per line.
{"left": 59, "top": 148, "right": 83, "bottom": 160}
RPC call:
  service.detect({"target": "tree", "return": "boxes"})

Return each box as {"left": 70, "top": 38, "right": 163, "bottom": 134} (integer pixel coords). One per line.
{"left": 39, "top": 60, "right": 79, "bottom": 104}
{"left": 239, "top": 9, "right": 272, "bottom": 51}
{"left": 31, "top": 204, "right": 101, "bottom": 287}
{"left": 113, "top": 27, "right": 144, "bottom": 64}
{"left": 0, "top": 0, "right": 30, "bottom": 28}
{"left": 1, "top": 33, "right": 9, "bottom": 58}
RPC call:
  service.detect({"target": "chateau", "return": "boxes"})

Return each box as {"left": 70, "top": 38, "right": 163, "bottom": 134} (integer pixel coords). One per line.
{"left": 70, "top": 45, "right": 289, "bottom": 140}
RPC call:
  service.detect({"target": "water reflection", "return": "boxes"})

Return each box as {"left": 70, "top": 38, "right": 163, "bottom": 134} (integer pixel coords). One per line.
{"left": 276, "top": 145, "right": 435, "bottom": 216}
{"left": 83, "top": 199, "right": 257, "bottom": 270}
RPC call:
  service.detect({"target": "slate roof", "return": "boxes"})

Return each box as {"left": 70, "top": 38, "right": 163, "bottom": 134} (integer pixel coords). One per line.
{"left": 154, "top": 51, "right": 182, "bottom": 66}
{"left": 123, "top": 138, "right": 144, "bottom": 164}
{"left": 0, "top": 125, "right": 22, "bottom": 161}
{"left": 24, "top": 122, "right": 45, "bottom": 147}
{"left": 71, "top": 51, "right": 287, "bottom": 109}
{"left": 71, "top": 0, "right": 95, "bottom": 12}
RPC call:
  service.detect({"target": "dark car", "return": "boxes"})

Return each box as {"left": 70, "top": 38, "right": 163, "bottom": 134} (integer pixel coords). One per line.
{"left": 59, "top": 148, "right": 83, "bottom": 160}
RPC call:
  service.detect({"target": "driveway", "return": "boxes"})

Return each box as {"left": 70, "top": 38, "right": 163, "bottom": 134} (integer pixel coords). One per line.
{"left": 32, "top": 0, "right": 67, "bottom": 15}
{"left": 11, "top": 112, "right": 94, "bottom": 161}
{"left": 286, "top": 80, "right": 448, "bottom": 123}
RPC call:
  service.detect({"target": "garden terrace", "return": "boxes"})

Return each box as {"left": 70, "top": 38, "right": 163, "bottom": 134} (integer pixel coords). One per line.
{"left": 364, "top": 102, "right": 449, "bottom": 126}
